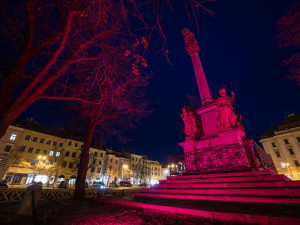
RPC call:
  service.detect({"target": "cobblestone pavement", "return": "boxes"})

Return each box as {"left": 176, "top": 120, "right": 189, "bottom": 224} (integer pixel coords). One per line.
{"left": 0, "top": 198, "right": 255, "bottom": 225}
{"left": 37, "top": 199, "right": 253, "bottom": 225}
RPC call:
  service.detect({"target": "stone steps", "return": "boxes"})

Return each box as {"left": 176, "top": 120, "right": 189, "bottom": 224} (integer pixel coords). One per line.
{"left": 141, "top": 187, "right": 300, "bottom": 197}
{"left": 159, "top": 174, "right": 288, "bottom": 184}
{"left": 133, "top": 171, "right": 300, "bottom": 205}
{"left": 156, "top": 180, "right": 300, "bottom": 189}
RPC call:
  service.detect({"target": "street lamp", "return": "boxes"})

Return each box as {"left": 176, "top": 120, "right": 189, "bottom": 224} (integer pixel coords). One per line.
{"left": 122, "top": 164, "right": 128, "bottom": 181}
{"left": 283, "top": 162, "right": 292, "bottom": 179}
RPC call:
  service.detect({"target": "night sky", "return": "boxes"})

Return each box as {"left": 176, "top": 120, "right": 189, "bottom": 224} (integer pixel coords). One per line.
{"left": 21, "top": 0, "right": 300, "bottom": 163}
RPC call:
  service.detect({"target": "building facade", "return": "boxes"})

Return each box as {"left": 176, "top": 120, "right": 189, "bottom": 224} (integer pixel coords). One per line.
{"left": 1, "top": 124, "right": 163, "bottom": 186}
{"left": 260, "top": 114, "right": 300, "bottom": 180}
{"left": 150, "top": 160, "right": 162, "bottom": 184}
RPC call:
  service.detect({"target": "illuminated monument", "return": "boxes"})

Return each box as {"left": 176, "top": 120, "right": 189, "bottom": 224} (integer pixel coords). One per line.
{"left": 179, "top": 28, "right": 273, "bottom": 173}
{"left": 131, "top": 29, "right": 300, "bottom": 224}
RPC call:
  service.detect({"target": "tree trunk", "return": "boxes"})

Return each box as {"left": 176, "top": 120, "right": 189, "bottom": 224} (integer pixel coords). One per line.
{"left": 74, "top": 127, "right": 93, "bottom": 199}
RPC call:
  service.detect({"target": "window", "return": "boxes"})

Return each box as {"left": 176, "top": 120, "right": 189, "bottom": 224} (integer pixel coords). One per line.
{"left": 43, "top": 150, "right": 47, "bottom": 155}
{"left": 49, "top": 150, "right": 54, "bottom": 156}
{"left": 28, "top": 147, "right": 33, "bottom": 153}
{"left": 294, "top": 160, "right": 300, "bottom": 167}
{"left": 284, "top": 139, "right": 290, "bottom": 144}
{"left": 68, "top": 141, "right": 72, "bottom": 146}
{"left": 288, "top": 149, "right": 295, "bottom": 155}
{"left": 31, "top": 159, "right": 36, "bottom": 165}
{"left": 136, "top": 158, "right": 137, "bottom": 161}
{"left": 97, "top": 168, "right": 101, "bottom": 173}
{"left": 65, "top": 151, "right": 70, "bottom": 157}
{"left": 32, "top": 137, "right": 38, "bottom": 142}
{"left": 25, "top": 135, "right": 30, "bottom": 140}
{"left": 59, "top": 143, "right": 63, "bottom": 147}
{"left": 280, "top": 162, "right": 286, "bottom": 168}
{"left": 93, "top": 159, "right": 97, "bottom": 164}
{"left": 56, "top": 152, "right": 61, "bottom": 157}
{"left": 4, "top": 145, "right": 12, "bottom": 152}
{"left": 35, "top": 149, "right": 41, "bottom": 154}
{"left": 46, "top": 140, "right": 51, "bottom": 145}
{"left": 62, "top": 161, "right": 67, "bottom": 168}
{"left": 75, "top": 143, "right": 78, "bottom": 147}
{"left": 76, "top": 164, "right": 79, "bottom": 168}
{"left": 100, "top": 153, "right": 103, "bottom": 157}
{"left": 94, "top": 152, "right": 97, "bottom": 157}
{"left": 91, "top": 167, "right": 95, "bottom": 173}
{"left": 10, "top": 134, "right": 17, "bottom": 141}
{"left": 68, "top": 163, "right": 73, "bottom": 168}
{"left": 99, "top": 161, "right": 102, "bottom": 165}
{"left": 24, "top": 158, "right": 30, "bottom": 162}
{"left": 116, "top": 160, "right": 118, "bottom": 164}
{"left": 296, "top": 137, "right": 300, "bottom": 142}
{"left": 40, "top": 138, "right": 45, "bottom": 143}
{"left": 72, "top": 152, "right": 76, "bottom": 158}
{"left": 20, "top": 146, "right": 26, "bottom": 152}
{"left": 275, "top": 151, "right": 281, "bottom": 157}
{"left": 53, "top": 141, "right": 57, "bottom": 146}
{"left": 271, "top": 142, "right": 276, "bottom": 147}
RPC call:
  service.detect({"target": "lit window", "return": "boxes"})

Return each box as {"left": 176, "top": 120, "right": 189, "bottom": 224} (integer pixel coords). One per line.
{"left": 280, "top": 162, "right": 286, "bottom": 168}
{"left": 31, "top": 159, "right": 36, "bottom": 165}
{"left": 10, "top": 134, "right": 17, "bottom": 141}
{"left": 56, "top": 152, "right": 61, "bottom": 157}
{"left": 49, "top": 150, "right": 54, "bottom": 156}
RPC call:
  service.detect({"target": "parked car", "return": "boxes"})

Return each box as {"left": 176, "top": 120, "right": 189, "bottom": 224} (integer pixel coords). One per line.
{"left": 119, "top": 181, "right": 132, "bottom": 187}
{"left": 108, "top": 182, "right": 120, "bottom": 188}
{"left": 138, "top": 183, "right": 149, "bottom": 187}
{"left": 58, "top": 181, "right": 68, "bottom": 189}
{"left": 0, "top": 180, "right": 8, "bottom": 188}
{"left": 92, "top": 181, "right": 105, "bottom": 189}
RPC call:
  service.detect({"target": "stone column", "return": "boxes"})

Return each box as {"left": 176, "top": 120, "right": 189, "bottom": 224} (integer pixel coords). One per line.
{"left": 182, "top": 28, "right": 213, "bottom": 105}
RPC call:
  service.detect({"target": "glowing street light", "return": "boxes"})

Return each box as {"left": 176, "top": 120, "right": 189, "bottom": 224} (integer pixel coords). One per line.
{"left": 123, "top": 164, "right": 128, "bottom": 169}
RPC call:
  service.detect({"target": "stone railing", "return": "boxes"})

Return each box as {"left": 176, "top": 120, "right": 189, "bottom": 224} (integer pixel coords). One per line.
{"left": 0, "top": 188, "right": 98, "bottom": 203}
{"left": 169, "top": 139, "right": 277, "bottom": 175}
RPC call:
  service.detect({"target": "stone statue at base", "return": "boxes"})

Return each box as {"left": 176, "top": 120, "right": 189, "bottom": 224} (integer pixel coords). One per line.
{"left": 215, "top": 86, "right": 239, "bottom": 130}
{"left": 181, "top": 107, "right": 203, "bottom": 140}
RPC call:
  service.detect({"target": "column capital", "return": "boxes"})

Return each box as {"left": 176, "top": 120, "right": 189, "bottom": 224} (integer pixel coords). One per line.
{"left": 182, "top": 28, "right": 200, "bottom": 54}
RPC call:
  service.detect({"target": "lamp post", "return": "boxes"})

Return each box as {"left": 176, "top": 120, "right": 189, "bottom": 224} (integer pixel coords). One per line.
{"left": 122, "top": 164, "right": 128, "bottom": 181}
{"left": 283, "top": 162, "right": 292, "bottom": 179}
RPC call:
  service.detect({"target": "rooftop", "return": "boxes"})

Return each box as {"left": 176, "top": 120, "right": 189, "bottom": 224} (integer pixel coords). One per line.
{"left": 261, "top": 113, "right": 300, "bottom": 139}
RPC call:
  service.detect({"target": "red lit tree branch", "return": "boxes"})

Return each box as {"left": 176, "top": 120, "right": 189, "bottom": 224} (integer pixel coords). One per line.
{"left": 276, "top": 2, "right": 300, "bottom": 85}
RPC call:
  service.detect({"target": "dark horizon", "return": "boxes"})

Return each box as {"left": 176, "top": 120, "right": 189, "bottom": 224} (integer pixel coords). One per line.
{"left": 20, "top": 0, "right": 300, "bottom": 163}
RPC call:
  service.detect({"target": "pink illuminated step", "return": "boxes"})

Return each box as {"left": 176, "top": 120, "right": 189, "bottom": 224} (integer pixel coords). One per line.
{"left": 154, "top": 181, "right": 300, "bottom": 189}
{"left": 159, "top": 175, "right": 288, "bottom": 184}
{"left": 133, "top": 192, "right": 300, "bottom": 204}
{"left": 141, "top": 187, "right": 300, "bottom": 197}
{"left": 166, "top": 170, "right": 275, "bottom": 180}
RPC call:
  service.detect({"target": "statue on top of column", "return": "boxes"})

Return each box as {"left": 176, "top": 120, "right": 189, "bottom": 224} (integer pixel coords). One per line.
{"left": 215, "top": 85, "right": 242, "bottom": 131}
{"left": 181, "top": 107, "right": 203, "bottom": 140}
{"left": 182, "top": 28, "right": 200, "bottom": 55}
